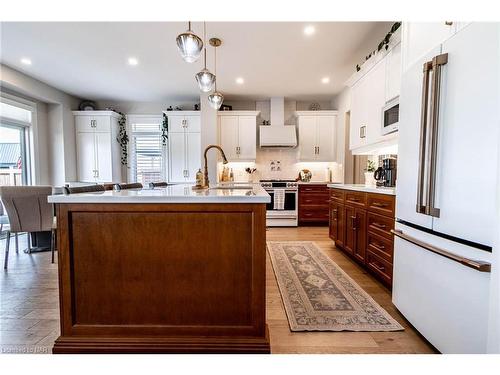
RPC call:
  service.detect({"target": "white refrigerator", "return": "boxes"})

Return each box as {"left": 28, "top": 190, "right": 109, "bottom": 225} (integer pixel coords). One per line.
{"left": 393, "top": 23, "right": 499, "bottom": 353}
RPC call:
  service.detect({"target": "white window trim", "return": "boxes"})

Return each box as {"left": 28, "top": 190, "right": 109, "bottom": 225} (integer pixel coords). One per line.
{"left": 0, "top": 92, "right": 38, "bottom": 185}
{"left": 126, "top": 114, "right": 165, "bottom": 184}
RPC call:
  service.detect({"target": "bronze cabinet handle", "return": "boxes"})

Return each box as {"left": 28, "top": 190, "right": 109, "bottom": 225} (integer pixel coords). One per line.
{"left": 372, "top": 222, "right": 386, "bottom": 229}
{"left": 348, "top": 198, "right": 360, "bottom": 202}
{"left": 370, "top": 262, "right": 385, "bottom": 271}
{"left": 350, "top": 215, "right": 357, "bottom": 230}
{"left": 372, "top": 202, "right": 388, "bottom": 207}
{"left": 371, "top": 242, "right": 385, "bottom": 250}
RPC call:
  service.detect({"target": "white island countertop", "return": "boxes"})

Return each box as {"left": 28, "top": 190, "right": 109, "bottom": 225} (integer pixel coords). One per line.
{"left": 48, "top": 184, "right": 271, "bottom": 204}
{"left": 327, "top": 183, "right": 396, "bottom": 196}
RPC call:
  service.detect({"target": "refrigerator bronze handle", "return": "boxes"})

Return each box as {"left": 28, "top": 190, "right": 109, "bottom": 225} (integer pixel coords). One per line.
{"left": 426, "top": 53, "right": 448, "bottom": 218}
{"left": 391, "top": 229, "right": 491, "bottom": 272}
{"left": 416, "top": 61, "right": 433, "bottom": 214}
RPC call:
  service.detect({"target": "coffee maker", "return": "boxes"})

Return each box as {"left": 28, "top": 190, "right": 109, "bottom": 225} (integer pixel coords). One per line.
{"left": 374, "top": 158, "right": 397, "bottom": 187}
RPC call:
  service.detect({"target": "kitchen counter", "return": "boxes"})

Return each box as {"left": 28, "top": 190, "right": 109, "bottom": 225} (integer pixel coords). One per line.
{"left": 50, "top": 184, "right": 270, "bottom": 354}
{"left": 327, "top": 183, "right": 396, "bottom": 196}
{"left": 48, "top": 184, "right": 270, "bottom": 204}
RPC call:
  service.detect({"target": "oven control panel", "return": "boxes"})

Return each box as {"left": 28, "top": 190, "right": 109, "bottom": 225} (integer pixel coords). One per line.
{"left": 260, "top": 181, "right": 298, "bottom": 189}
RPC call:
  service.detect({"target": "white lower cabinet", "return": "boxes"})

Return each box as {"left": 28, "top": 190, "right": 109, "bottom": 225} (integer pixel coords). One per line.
{"left": 295, "top": 111, "right": 337, "bottom": 162}
{"left": 218, "top": 112, "right": 259, "bottom": 162}
{"left": 165, "top": 112, "right": 201, "bottom": 183}
{"left": 73, "top": 111, "right": 122, "bottom": 183}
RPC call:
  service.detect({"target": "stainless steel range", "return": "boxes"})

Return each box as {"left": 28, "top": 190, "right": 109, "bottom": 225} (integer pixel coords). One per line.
{"left": 260, "top": 179, "right": 298, "bottom": 227}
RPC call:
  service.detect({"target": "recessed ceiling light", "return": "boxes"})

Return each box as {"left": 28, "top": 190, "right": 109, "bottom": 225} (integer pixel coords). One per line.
{"left": 236, "top": 77, "right": 244, "bottom": 84}
{"left": 127, "top": 57, "right": 139, "bottom": 66}
{"left": 321, "top": 77, "right": 330, "bottom": 84}
{"left": 20, "top": 58, "right": 32, "bottom": 65}
{"left": 304, "top": 25, "right": 315, "bottom": 36}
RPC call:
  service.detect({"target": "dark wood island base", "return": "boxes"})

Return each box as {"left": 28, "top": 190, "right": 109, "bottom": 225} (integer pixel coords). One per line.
{"left": 52, "top": 202, "right": 270, "bottom": 354}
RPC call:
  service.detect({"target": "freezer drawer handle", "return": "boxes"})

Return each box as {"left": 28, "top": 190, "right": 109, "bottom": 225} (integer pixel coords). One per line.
{"left": 391, "top": 229, "right": 491, "bottom": 272}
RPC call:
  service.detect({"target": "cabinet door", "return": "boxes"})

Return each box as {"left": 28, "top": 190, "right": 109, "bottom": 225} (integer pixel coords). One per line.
{"left": 185, "top": 115, "right": 201, "bottom": 133}
{"left": 343, "top": 205, "right": 356, "bottom": 255}
{"left": 76, "top": 132, "right": 96, "bottom": 182}
{"left": 185, "top": 132, "right": 201, "bottom": 182}
{"left": 75, "top": 116, "right": 94, "bottom": 133}
{"left": 364, "top": 60, "right": 386, "bottom": 145}
{"left": 168, "top": 132, "right": 187, "bottom": 183}
{"left": 237, "top": 116, "right": 256, "bottom": 160}
{"left": 298, "top": 117, "right": 317, "bottom": 161}
{"left": 316, "top": 116, "right": 336, "bottom": 161}
{"left": 329, "top": 201, "right": 344, "bottom": 247}
{"left": 95, "top": 132, "right": 113, "bottom": 182}
{"left": 349, "top": 79, "right": 368, "bottom": 150}
{"left": 168, "top": 116, "right": 186, "bottom": 133}
{"left": 385, "top": 42, "right": 402, "bottom": 102}
{"left": 93, "top": 116, "right": 111, "bottom": 133}
{"left": 219, "top": 116, "right": 239, "bottom": 161}
{"left": 353, "top": 208, "right": 367, "bottom": 263}
{"left": 402, "top": 22, "right": 455, "bottom": 72}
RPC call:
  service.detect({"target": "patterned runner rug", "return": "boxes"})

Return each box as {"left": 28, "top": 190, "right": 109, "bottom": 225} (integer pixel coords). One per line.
{"left": 267, "top": 241, "right": 404, "bottom": 332}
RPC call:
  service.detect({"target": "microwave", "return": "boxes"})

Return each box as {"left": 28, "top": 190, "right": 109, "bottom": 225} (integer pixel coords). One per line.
{"left": 381, "top": 97, "right": 399, "bottom": 135}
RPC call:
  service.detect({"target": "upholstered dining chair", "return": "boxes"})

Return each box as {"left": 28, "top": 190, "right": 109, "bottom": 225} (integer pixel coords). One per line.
{"left": 114, "top": 183, "right": 143, "bottom": 191}
{"left": 148, "top": 181, "right": 169, "bottom": 189}
{"left": 0, "top": 201, "right": 19, "bottom": 253}
{"left": 0, "top": 186, "right": 55, "bottom": 269}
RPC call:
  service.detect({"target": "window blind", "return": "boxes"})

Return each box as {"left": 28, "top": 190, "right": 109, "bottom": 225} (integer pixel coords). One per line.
{"left": 129, "top": 118, "right": 165, "bottom": 184}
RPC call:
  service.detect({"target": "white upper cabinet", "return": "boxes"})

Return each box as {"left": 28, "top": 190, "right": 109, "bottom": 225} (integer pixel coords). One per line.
{"left": 167, "top": 112, "right": 201, "bottom": 133}
{"left": 218, "top": 111, "right": 259, "bottom": 162}
{"left": 73, "top": 111, "right": 122, "bottom": 183}
{"left": 385, "top": 41, "right": 402, "bottom": 102}
{"left": 164, "top": 111, "right": 201, "bottom": 183}
{"left": 296, "top": 111, "right": 337, "bottom": 162}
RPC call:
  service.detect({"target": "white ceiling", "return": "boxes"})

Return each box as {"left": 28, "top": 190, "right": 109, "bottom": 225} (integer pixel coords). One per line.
{"left": 0, "top": 22, "right": 392, "bottom": 102}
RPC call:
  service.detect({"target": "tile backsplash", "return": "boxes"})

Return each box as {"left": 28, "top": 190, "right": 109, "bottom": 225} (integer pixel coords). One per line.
{"left": 219, "top": 148, "right": 342, "bottom": 183}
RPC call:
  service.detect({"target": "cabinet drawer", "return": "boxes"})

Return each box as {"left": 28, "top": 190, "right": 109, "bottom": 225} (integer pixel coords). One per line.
{"left": 299, "top": 193, "right": 330, "bottom": 206}
{"left": 299, "top": 184, "right": 329, "bottom": 194}
{"left": 367, "top": 212, "right": 394, "bottom": 239}
{"left": 344, "top": 191, "right": 366, "bottom": 208}
{"left": 367, "top": 193, "right": 395, "bottom": 216}
{"left": 366, "top": 250, "right": 393, "bottom": 287}
{"left": 299, "top": 208, "right": 329, "bottom": 222}
{"left": 367, "top": 232, "right": 393, "bottom": 263}
{"left": 329, "top": 188, "right": 344, "bottom": 203}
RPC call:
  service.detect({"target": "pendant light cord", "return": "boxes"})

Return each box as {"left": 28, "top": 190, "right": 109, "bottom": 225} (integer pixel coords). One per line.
{"left": 214, "top": 45, "right": 217, "bottom": 91}
{"left": 203, "top": 22, "right": 207, "bottom": 69}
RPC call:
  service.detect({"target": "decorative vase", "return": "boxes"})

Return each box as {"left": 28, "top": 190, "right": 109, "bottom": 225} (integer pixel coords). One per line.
{"left": 364, "top": 172, "right": 376, "bottom": 186}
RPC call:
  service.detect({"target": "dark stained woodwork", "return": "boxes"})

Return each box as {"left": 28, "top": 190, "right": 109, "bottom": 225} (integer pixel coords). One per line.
{"left": 298, "top": 184, "right": 329, "bottom": 226}
{"left": 329, "top": 188, "right": 395, "bottom": 288}
{"left": 53, "top": 202, "right": 270, "bottom": 353}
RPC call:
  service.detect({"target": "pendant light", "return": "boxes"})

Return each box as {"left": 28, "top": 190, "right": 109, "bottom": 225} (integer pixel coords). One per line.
{"left": 195, "top": 22, "right": 216, "bottom": 92}
{"left": 176, "top": 21, "right": 203, "bottom": 63}
{"left": 207, "top": 38, "right": 224, "bottom": 110}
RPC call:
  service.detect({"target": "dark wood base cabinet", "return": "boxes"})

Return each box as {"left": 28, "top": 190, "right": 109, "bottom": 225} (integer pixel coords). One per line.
{"left": 299, "top": 184, "right": 330, "bottom": 226}
{"left": 52, "top": 203, "right": 270, "bottom": 354}
{"left": 329, "top": 188, "right": 395, "bottom": 288}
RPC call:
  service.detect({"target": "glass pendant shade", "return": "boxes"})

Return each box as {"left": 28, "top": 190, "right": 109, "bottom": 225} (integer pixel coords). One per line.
{"left": 195, "top": 68, "right": 216, "bottom": 92}
{"left": 176, "top": 26, "right": 203, "bottom": 63}
{"left": 208, "top": 91, "right": 224, "bottom": 109}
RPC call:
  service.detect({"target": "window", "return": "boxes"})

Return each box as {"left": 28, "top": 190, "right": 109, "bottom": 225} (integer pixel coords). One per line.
{"left": 128, "top": 115, "right": 166, "bottom": 185}
{"left": 0, "top": 100, "right": 33, "bottom": 186}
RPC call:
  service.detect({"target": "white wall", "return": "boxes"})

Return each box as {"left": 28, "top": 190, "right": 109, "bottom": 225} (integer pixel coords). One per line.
{"left": 331, "top": 87, "right": 351, "bottom": 183}
{"left": 1, "top": 64, "right": 81, "bottom": 185}
{"left": 95, "top": 101, "right": 198, "bottom": 115}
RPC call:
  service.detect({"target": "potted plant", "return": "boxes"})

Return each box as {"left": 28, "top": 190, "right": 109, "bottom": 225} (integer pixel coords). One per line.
{"left": 364, "top": 160, "right": 376, "bottom": 186}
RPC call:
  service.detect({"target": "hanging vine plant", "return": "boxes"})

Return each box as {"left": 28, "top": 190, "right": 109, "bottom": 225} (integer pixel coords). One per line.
{"left": 356, "top": 22, "right": 401, "bottom": 72}
{"left": 116, "top": 112, "right": 129, "bottom": 166}
{"left": 162, "top": 113, "right": 168, "bottom": 146}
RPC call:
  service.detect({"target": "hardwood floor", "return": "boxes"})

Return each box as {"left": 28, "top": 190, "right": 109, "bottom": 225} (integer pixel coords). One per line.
{"left": 0, "top": 227, "right": 436, "bottom": 354}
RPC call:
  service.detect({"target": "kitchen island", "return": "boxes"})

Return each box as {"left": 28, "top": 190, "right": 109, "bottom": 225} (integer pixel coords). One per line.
{"left": 48, "top": 184, "right": 271, "bottom": 353}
